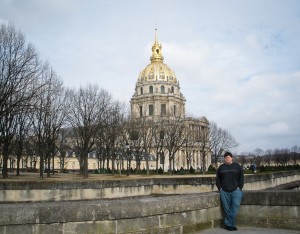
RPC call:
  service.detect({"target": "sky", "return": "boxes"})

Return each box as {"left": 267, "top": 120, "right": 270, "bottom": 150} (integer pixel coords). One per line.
{"left": 1, "top": 0, "right": 300, "bottom": 154}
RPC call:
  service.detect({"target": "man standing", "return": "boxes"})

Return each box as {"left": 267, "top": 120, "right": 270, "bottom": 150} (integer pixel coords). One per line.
{"left": 216, "top": 152, "right": 244, "bottom": 231}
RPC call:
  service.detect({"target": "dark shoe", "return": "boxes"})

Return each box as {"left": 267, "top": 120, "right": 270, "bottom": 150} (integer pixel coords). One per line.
{"left": 225, "top": 225, "right": 233, "bottom": 231}
{"left": 232, "top": 226, "right": 238, "bottom": 231}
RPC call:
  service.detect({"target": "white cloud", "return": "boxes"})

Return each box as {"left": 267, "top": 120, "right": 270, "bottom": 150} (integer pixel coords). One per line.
{"left": 1, "top": 0, "right": 300, "bottom": 153}
{"left": 245, "top": 34, "right": 262, "bottom": 50}
{"left": 270, "top": 122, "right": 290, "bottom": 134}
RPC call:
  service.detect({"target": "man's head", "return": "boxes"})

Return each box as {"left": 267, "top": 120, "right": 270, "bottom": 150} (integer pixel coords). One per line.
{"left": 224, "top": 151, "right": 233, "bottom": 165}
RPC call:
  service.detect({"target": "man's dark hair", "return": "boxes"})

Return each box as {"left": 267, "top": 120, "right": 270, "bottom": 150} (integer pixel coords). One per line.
{"left": 224, "top": 151, "right": 233, "bottom": 158}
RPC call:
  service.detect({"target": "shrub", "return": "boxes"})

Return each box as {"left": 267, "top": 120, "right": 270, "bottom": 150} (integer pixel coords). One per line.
{"left": 207, "top": 164, "right": 216, "bottom": 172}
{"left": 189, "top": 166, "right": 195, "bottom": 174}
{"left": 158, "top": 167, "right": 164, "bottom": 174}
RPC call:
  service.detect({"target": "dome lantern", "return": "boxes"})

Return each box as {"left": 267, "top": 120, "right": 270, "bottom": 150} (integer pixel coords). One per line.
{"left": 137, "top": 29, "right": 177, "bottom": 83}
{"left": 150, "top": 28, "right": 164, "bottom": 63}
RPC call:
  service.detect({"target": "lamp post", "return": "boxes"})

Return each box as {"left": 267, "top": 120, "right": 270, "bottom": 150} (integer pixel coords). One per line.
{"left": 125, "top": 141, "right": 130, "bottom": 176}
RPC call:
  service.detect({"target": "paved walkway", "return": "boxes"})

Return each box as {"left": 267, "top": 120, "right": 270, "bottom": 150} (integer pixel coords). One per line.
{"left": 196, "top": 226, "right": 300, "bottom": 234}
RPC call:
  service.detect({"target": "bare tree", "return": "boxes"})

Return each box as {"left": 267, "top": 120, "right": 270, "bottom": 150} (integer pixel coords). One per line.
{"left": 101, "top": 101, "right": 127, "bottom": 176}
{"left": 210, "top": 122, "right": 223, "bottom": 167}
{"left": 65, "top": 85, "right": 112, "bottom": 178}
{"left": 275, "top": 148, "right": 290, "bottom": 167}
{"left": 291, "top": 145, "right": 299, "bottom": 165}
{"left": 133, "top": 117, "right": 156, "bottom": 175}
{"left": 56, "top": 128, "right": 72, "bottom": 172}
{"left": 196, "top": 123, "right": 210, "bottom": 173}
{"left": 182, "top": 124, "right": 196, "bottom": 170}
{"left": 264, "top": 149, "right": 273, "bottom": 167}
{"left": 253, "top": 148, "right": 264, "bottom": 157}
{"left": 30, "top": 64, "right": 65, "bottom": 178}
{"left": 0, "top": 23, "right": 42, "bottom": 178}
{"left": 251, "top": 148, "right": 264, "bottom": 168}
{"left": 151, "top": 120, "right": 166, "bottom": 173}
{"left": 163, "top": 117, "right": 186, "bottom": 174}
{"left": 210, "top": 122, "right": 239, "bottom": 168}
{"left": 126, "top": 122, "right": 143, "bottom": 173}
{"left": 13, "top": 108, "right": 31, "bottom": 175}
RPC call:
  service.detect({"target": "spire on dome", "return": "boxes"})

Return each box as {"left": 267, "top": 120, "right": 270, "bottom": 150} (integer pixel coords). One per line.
{"left": 150, "top": 28, "right": 164, "bottom": 63}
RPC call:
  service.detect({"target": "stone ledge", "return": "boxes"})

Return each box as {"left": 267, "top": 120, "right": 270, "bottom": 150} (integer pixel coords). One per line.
{"left": 1, "top": 170, "right": 299, "bottom": 203}
{"left": 0, "top": 193, "right": 220, "bottom": 225}
{"left": 1, "top": 170, "right": 299, "bottom": 190}
{"left": 238, "top": 205, "right": 300, "bottom": 230}
{"left": 241, "top": 190, "right": 300, "bottom": 206}
{"left": 0, "top": 176, "right": 215, "bottom": 190}
{"left": 0, "top": 190, "right": 299, "bottom": 233}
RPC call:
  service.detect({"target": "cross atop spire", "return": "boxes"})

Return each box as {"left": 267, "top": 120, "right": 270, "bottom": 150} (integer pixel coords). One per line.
{"left": 155, "top": 25, "right": 158, "bottom": 43}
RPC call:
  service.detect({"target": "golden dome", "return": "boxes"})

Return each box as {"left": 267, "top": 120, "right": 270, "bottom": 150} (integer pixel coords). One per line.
{"left": 137, "top": 29, "right": 177, "bottom": 83}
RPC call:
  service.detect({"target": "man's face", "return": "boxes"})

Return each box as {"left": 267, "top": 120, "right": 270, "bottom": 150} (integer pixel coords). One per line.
{"left": 224, "top": 155, "right": 233, "bottom": 165}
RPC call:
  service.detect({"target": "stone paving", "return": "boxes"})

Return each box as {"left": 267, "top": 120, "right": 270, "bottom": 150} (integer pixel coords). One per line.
{"left": 196, "top": 226, "right": 300, "bottom": 234}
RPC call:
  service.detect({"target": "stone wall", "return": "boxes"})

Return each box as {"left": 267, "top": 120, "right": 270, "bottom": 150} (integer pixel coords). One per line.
{"left": 1, "top": 170, "right": 299, "bottom": 203}
{"left": 0, "top": 191, "right": 299, "bottom": 234}
{"left": 243, "top": 170, "right": 300, "bottom": 190}
{"left": 238, "top": 190, "right": 300, "bottom": 230}
{"left": 0, "top": 193, "right": 222, "bottom": 234}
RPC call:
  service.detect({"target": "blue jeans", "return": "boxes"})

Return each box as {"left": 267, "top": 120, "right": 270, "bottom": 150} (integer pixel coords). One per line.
{"left": 220, "top": 188, "right": 243, "bottom": 227}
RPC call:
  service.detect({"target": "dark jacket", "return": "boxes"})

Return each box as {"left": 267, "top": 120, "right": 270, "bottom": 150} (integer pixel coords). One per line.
{"left": 216, "top": 162, "right": 244, "bottom": 192}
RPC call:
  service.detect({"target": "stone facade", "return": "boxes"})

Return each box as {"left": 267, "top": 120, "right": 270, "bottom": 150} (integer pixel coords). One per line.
{"left": 130, "top": 30, "right": 211, "bottom": 171}
{"left": 130, "top": 30, "right": 185, "bottom": 120}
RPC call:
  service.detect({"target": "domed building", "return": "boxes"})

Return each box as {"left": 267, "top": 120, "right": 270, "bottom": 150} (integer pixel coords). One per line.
{"left": 131, "top": 29, "right": 186, "bottom": 120}
{"left": 130, "top": 30, "right": 211, "bottom": 172}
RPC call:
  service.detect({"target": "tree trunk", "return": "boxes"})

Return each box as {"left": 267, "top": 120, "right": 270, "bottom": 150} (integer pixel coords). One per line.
{"left": 2, "top": 157, "right": 8, "bottom": 178}
{"left": 52, "top": 154, "right": 55, "bottom": 175}
{"left": 16, "top": 157, "right": 21, "bottom": 176}
{"left": 40, "top": 154, "right": 44, "bottom": 179}
{"left": 47, "top": 157, "right": 51, "bottom": 178}
{"left": 83, "top": 156, "right": 88, "bottom": 178}
{"left": 168, "top": 158, "right": 172, "bottom": 175}
{"left": 145, "top": 155, "right": 149, "bottom": 175}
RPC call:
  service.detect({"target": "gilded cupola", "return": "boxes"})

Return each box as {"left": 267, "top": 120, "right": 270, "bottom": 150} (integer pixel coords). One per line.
{"left": 137, "top": 29, "right": 177, "bottom": 84}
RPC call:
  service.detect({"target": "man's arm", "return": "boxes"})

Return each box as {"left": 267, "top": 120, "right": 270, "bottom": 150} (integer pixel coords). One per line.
{"left": 216, "top": 167, "right": 222, "bottom": 191}
{"left": 238, "top": 165, "right": 244, "bottom": 190}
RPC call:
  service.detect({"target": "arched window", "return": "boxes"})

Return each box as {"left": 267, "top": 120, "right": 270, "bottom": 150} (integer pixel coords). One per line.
{"left": 161, "top": 104, "right": 166, "bottom": 116}
{"left": 149, "top": 105, "right": 154, "bottom": 116}
{"left": 159, "top": 152, "right": 164, "bottom": 164}
{"left": 161, "top": 85, "right": 165, "bottom": 94}
{"left": 139, "top": 106, "right": 143, "bottom": 117}
{"left": 140, "top": 87, "right": 143, "bottom": 95}
{"left": 149, "top": 86, "right": 153, "bottom": 94}
{"left": 171, "top": 86, "right": 174, "bottom": 93}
